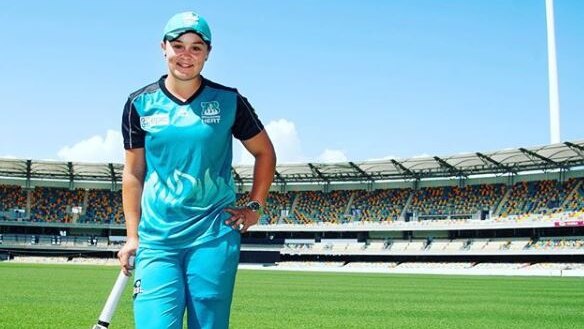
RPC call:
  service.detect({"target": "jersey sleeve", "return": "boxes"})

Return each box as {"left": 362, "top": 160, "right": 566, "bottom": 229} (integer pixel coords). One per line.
{"left": 232, "top": 93, "right": 264, "bottom": 141}
{"left": 121, "top": 97, "right": 145, "bottom": 149}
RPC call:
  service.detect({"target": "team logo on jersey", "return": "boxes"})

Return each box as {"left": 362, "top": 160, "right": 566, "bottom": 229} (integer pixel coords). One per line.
{"left": 140, "top": 114, "right": 170, "bottom": 129}
{"left": 201, "top": 101, "right": 221, "bottom": 124}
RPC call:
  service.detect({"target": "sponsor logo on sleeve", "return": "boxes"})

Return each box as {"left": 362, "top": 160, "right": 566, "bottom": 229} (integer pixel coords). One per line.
{"left": 140, "top": 114, "right": 170, "bottom": 129}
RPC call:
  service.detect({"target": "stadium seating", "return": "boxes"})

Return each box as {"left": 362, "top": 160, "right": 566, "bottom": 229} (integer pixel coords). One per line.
{"left": 350, "top": 188, "right": 410, "bottom": 222}
{"left": 527, "top": 237, "right": 584, "bottom": 250}
{"left": 366, "top": 241, "right": 388, "bottom": 251}
{"left": 396, "top": 262, "right": 474, "bottom": 269}
{"left": 562, "top": 179, "right": 584, "bottom": 212}
{"left": 0, "top": 233, "right": 113, "bottom": 248}
{"left": 30, "top": 187, "right": 84, "bottom": 223}
{"left": 281, "top": 236, "right": 583, "bottom": 256}
{"left": 471, "top": 263, "right": 530, "bottom": 270}
{"left": 85, "top": 189, "right": 124, "bottom": 223}
{"left": 526, "top": 263, "right": 584, "bottom": 270}
{"left": 2, "top": 173, "right": 583, "bottom": 278}
{"left": 497, "top": 179, "right": 578, "bottom": 217}
{"left": 426, "top": 239, "right": 450, "bottom": 251}
{"left": 292, "top": 190, "right": 352, "bottom": 224}
{"left": 0, "top": 184, "right": 27, "bottom": 212}
{"left": 237, "top": 191, "right": 295, "bottom": 224}
{"left": 1, "top": 177, "right": 583, "bottom": 225}
{"left": 275, "top": 261, "right": 345, "bottom": 268}
{"left": 508, "top": 238, "right": 530, "bottom": 251}
{"left": 263, "top": 191, "right": 295, "bottom": 224}
{"left": 409, "top": 184, "right": 505, "bottom": 218}
{"left": 344, "top": 262, "right": 399, "bottom": 269}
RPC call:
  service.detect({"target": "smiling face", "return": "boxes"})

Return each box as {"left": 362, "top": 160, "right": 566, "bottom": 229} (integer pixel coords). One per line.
{"left": 161, "top": 32, "right": 211, "bottom": 82}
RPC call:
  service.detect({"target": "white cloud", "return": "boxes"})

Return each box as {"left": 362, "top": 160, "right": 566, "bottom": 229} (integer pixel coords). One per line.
{"left": 238, "top": 119, "right": 306, "bottom": 165}
{"left": 57, "top": 130, "right": 124, "bottom": 163}
{"left": 411, "top": 153, "right": 431, "bottom": 159}
{"left": 0, "top": 155, "right": 18, "bottom": 159}
{"left": 317, "top": 149, "right": 348, "bottom": 163}
{"left": 366, "top": 154, "right": 400, "bottom": 162}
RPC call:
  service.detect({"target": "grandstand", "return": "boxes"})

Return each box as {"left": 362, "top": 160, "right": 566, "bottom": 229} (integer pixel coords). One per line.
{"left": 1, "top": 141, "right": 584, "bottom": 276}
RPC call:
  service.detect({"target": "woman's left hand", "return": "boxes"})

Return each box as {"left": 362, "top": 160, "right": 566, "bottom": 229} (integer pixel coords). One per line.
{"left": 224, "top": 207, "right": 260, "bottom": 233}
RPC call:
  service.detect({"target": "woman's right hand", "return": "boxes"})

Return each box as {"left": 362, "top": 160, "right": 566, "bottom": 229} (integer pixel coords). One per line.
{"left": 117, "top": 237, "right": 139, "bottom": 276}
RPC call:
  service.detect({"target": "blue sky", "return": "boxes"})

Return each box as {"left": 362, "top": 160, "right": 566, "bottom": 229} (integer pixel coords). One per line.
{"left": 0, "top": 1, "right": 582, "bottom": 165}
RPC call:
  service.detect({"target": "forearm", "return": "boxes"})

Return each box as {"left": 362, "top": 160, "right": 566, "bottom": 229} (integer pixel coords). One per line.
{"left": 248, "top": 150, "right": 276, "bottom": 205}
{"left": 122, "top": 173, "right": 143, "bottom": 240}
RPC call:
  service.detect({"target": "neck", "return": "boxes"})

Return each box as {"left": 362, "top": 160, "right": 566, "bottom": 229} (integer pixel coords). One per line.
{"left": 164, "top": 75, "right": 203, "bottom": 101}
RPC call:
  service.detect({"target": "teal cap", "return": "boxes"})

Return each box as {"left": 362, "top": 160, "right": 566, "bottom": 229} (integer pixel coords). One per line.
{"left": 163, "top": 12, "right": 212, "bottom": 45}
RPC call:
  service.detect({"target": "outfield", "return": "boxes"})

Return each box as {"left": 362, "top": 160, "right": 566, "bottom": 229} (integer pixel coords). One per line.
{"left": 0, "top": 263, "right": 582, "bottom": 329}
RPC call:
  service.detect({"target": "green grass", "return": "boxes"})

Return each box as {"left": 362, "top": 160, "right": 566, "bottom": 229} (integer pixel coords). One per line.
{"left": 0, "top": 263, "right": 583, "bottom": 329}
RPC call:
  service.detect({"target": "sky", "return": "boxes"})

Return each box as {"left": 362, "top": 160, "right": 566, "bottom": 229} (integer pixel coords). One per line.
{"left": 0, "top": 0, "right": 582, "bottom": 165}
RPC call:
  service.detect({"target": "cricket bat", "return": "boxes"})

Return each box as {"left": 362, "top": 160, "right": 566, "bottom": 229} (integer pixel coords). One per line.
{"left": 92, "top": 257, "right": 134, "bottom": 328}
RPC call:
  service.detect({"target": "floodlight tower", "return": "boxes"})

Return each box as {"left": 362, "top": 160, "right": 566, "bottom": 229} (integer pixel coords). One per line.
{"left": 545, "top": 0, "right": 561, "bottom": 144}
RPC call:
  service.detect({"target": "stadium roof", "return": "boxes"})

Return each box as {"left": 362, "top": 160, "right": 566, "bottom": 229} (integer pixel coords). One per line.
{"left": 244, "top": 140, "right": 584, "bottom": 184}
{"left": 1, "top": 140, "right": 583, "bottom": 185}
{"left": 0, "top": 160, "right": 123, "bottom": 183}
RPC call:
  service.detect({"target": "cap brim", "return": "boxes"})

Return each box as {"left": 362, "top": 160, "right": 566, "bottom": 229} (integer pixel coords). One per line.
{"left": 163, "top": 29, "right": 210, "bottom": 44}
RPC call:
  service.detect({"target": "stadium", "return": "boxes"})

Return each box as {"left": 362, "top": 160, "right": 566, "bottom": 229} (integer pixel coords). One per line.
{"left": 2, "top": 1, "right": 584, "bottom": 328}
{"left": 1, "top": 141, "right": 584, "bottom": 328}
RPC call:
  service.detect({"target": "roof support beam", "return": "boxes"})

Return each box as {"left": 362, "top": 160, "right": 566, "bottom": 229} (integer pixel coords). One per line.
{"left": 390, "top": 159, "right": 418, "bottom": 179}
{"left": 274, "top": 170, "right": 287, "bottom": 185}
{"left": 67, "top": 162, "right": 75, "bottom": 190}
{"left": 308, "top": 163, "right": 328, "bottom": 182}
{"left": 25, "top": 160, "right": 32, "bottom": 189}
{"left": 308, "top": 163, "right": 331, "bottom": 192}
{"left": 518, "top": 147, "right": 560, "bottom": 167}
{"left": 565, "top": 142, "right": 584, "bottom": 159}
{"left": 109, "top": 163, "right": 115, "bottom": 190}
{"left": 433, "top": 156, "right": 467, "bottom": 178}
{"left": 108, "top": 163, "right": 119, "bottom": 191}
{"left": 476, "top": 152, "right": 516, "bottom": 174}
{"left": 349, "top": 162, "right": 374, "bottom": 182}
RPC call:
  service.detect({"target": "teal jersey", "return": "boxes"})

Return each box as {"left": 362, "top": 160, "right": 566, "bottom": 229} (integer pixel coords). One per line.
{"left": 122, "top": 76, "right": 263, "bottom": 249}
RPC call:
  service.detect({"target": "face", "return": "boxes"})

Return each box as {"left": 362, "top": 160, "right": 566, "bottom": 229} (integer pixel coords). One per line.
{"left": 161, "top": 32, "right": 210, "bottom": 82}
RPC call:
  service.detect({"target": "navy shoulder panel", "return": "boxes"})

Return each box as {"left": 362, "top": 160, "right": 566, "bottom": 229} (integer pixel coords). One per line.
{"left": 204, "top": 78, "right": 238, "bottom": 95}
{"left": 128, "top": 80, "right": 160, "bottom": 101}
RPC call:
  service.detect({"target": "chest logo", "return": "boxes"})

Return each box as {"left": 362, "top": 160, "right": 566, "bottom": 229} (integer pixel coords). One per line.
{"left": 201, "top": 101, "right": 221, "bottom": 124}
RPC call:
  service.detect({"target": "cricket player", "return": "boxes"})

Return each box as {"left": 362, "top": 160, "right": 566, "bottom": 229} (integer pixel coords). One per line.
{"left": 117, "top": 11, "right": 276, "bottom": 329}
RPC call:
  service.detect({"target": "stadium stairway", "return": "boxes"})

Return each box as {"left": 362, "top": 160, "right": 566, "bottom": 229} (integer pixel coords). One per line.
{"left": 561, "top": 180, "right": 583, "bottom": 210}
{"left": 493, "top": 187, "right": 512, "bottom": 216}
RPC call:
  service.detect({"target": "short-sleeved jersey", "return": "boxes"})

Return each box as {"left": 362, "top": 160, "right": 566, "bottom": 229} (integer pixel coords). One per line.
{"left": 122, "top": 75, "right": 263, "bottom": 250}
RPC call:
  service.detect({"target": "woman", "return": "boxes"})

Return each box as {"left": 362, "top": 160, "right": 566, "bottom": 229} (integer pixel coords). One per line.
{"left": 117, "top": 11, "right": 276, "bottom": 329}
